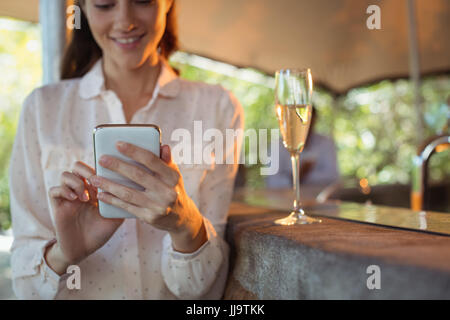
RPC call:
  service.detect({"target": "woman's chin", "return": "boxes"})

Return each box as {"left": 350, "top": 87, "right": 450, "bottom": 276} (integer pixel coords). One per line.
{"left": 110, "top": 55, "right": 147, "bottom": 70}
{"left": 104, "top": 47, "right": 157, "bottom": 70}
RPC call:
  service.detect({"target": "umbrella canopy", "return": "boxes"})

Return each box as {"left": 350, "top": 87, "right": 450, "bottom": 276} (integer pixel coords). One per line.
{"left": 0, "top": 0, "right": 39, "bottom": 23}
{"left": 177, "top": 0, "right": 450, "bottom": 93}
{"left": 1, "top": 0, "right": 449, "bottom": 93}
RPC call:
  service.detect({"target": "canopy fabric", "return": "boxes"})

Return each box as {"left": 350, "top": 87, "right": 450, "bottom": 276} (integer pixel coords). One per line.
{"left": 177, "top": 0, "right": 450, "bottom": 93}
{"left": 0, "top": 0, "right": 39, "bottom": 23}
{"left": 1, "top": 0, "right": 449, "bottom": 93}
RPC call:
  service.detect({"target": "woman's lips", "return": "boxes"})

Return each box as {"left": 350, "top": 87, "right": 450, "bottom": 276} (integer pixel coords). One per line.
{"left": 110, "top": 34, "right": 145, "bottom": 49}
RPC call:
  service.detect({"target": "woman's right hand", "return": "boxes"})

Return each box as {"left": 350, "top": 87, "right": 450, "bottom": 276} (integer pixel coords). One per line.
{"left": 47, "top": 161, "right": 124, "bottom": 275}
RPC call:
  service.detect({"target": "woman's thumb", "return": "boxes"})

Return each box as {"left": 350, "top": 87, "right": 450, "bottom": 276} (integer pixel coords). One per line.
{"left": 160, "top": 145, "right": 172, "bottom": 164}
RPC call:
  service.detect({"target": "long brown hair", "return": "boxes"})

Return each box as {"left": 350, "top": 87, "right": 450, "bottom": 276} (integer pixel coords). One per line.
{"left": 61, "top": 0, "right": 179, "bottom": 80}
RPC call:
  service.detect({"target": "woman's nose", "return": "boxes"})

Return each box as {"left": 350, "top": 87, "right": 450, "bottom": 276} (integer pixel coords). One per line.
{"left": 122, "top": 23, "right": 135, "bottom": 32}
{"left": 115, "top": 3, "right": 137, "bottom": 32}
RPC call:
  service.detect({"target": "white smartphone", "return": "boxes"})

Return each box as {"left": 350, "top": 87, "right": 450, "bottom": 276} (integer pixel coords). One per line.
{"left": 93, "top": 124, "right": 161, "bottom": 219}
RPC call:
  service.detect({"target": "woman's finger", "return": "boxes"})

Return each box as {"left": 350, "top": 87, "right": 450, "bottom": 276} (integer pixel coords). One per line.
{"left": 160, "top": 144, "right": 171, "bottom": 164}
{"left": 72, "top": 161, "right": 98, "bottom": 203}
{"left": 60, "top": 171, "right": 90, "bottom": 202}
{"left": 89, "top": 175, "right": 149, "bottom": 208}
{"left": 96, "top": 154, "right": 162, "bottom": 190}
{"left": 98, "top": 191, "right": 164, "bottom": 223}
{"left": 114, "top": 142, "right": 176, "bottom": 187}
{"left": 49, "top": 185, "right": 78, "bottom": 202}
{"left": 72, "top": 161, "right": 96, "bottom": 178}
{"left": 72, "top": 171, "right": 98, "bottom": 205}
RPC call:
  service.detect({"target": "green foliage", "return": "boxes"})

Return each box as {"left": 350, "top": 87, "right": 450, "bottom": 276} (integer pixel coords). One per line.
{"left": 0, "top": 17, "right": 42, "bottom": 230}
{"left": 334, "top": 77, "right": 450, "bottom": 187}
{"left": 172, "top": 54, "right": 450, "bottom": 190}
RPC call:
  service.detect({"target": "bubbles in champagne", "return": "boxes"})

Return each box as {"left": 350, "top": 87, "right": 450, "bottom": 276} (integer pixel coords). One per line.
{"left": 276, "top": 104, "right": 312, "bottom": 153}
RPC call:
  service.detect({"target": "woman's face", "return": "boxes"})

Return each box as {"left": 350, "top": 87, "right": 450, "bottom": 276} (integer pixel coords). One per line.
{"left": 82, "top": 0, "right": 172, "bottom": 69}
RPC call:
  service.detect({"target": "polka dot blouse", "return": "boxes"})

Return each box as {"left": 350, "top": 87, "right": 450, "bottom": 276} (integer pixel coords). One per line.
{"left": 8, "top": 57, "right": 244, "bottom": 299}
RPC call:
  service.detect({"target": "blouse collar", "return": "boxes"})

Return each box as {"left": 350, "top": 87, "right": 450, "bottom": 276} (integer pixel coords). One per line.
{"left": 79, "top": 57, "right": 180, "bottom": 100}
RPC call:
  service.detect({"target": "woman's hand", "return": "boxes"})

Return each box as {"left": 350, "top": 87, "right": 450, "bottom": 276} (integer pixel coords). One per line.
{"left": 47, "top": 162, "right": 124, "bottom": 274}
{"left": 88, "top": 142, "right": 207, "bottom": 253}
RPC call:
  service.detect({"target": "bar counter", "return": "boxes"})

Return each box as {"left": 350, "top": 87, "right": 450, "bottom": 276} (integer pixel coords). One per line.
{"left": 223, "top": 188, "right": 450, "bottom": 299}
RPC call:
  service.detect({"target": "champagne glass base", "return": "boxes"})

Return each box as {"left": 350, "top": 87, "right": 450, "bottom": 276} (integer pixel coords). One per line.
{"left": 274, "top": 210, "right": 322, "bottom": 225}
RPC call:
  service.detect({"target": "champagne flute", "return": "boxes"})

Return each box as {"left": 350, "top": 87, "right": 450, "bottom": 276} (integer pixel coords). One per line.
{"left": 274, "top": 68, "right": 322, "bottom": 225}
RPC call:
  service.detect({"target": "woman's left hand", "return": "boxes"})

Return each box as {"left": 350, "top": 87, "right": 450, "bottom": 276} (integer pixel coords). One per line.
{"left": 88, "top": 141, "right": 207, "bottom": 253}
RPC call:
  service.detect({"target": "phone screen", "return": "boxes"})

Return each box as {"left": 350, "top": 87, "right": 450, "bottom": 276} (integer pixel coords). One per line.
{"left": 93, "top": 124, "right": 161, "bottom": 219}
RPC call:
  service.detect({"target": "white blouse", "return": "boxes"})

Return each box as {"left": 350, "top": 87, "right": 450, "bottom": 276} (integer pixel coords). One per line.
{"left": 8, "top": 57, "right": 244, "bottom": 299}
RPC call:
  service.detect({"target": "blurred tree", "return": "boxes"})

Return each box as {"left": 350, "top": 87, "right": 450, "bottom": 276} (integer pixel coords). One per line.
{"left": 0, "top": 17, "right": 42, "bottom": 230}
{"left": 172, "top": 53, "right": 449, "bottom": 190}
{"left": 334, "top": 77, "right": 450, "bottom": 187}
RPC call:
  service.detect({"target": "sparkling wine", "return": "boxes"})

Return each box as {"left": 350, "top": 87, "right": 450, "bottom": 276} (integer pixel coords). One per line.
{"left": 273, "top": 68, "right": 321, "bottom": 225}
{"left": 276, "top": 104, "right": 312, "bottom": 153}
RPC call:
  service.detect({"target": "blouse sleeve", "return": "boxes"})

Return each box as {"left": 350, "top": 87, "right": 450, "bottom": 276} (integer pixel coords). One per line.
{"left": 161, "top": 87, "right": 244, "bottom": 299}
{"left": 9, "top": 89, "right": 68, "bottom": 299}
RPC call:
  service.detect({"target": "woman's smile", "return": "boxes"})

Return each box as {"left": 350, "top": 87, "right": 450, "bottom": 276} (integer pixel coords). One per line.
{"left": 82, "top": 0, "right": 166, "bottom": 65}
{"left": 109, "top": 33, "right": 146, "bottom": 50}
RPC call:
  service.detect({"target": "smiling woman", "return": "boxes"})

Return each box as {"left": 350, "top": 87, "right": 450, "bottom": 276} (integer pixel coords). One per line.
{"left": 8, "top": 0, "right": 244, "bottom": 300}
{"left": 61, "top": 0, "right": 178, "bottom": 79}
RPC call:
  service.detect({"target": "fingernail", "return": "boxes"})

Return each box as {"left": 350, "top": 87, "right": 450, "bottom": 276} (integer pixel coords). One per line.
{"left": 89, "top": 176, "right": 101, "bottom": 187}
{"left": 83, "top": 190, "right": 89, "bottom": 201}
{"left": 116, "top": 141, "right": 127, "bottom": 151}
{"left": 70, "top": 192, "right": 77, "bottom": 199}
{"left": 99, "top": 156, "right": 111, "bottom": 166}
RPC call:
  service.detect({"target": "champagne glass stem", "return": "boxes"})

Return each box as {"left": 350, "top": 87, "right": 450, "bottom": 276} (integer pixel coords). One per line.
{"left": 291, "top": 151, "right": 302, "bottom": 214}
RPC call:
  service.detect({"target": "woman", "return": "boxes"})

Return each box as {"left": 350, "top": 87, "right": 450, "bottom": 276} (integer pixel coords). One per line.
{"left": 9, "top": 0, "right": 243, "bottom": 299}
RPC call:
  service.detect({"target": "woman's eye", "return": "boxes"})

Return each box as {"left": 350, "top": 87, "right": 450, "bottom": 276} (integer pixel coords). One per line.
{"left": 135, "top": 0, "right": 154, "bottom": 5}
{"left": 94, "top": 1, "right": 153, "bottom": 10}
{"left": 94, "top": 3, "right": 115, "bottom": 10}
